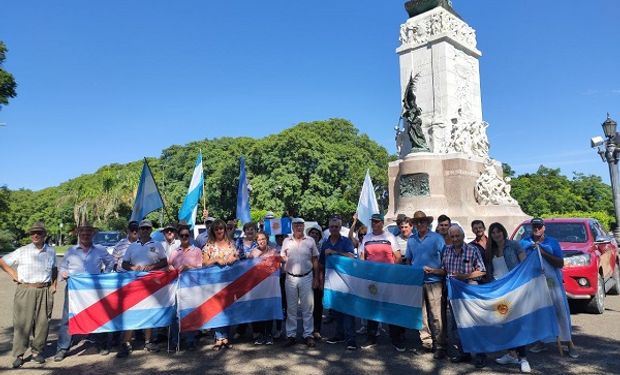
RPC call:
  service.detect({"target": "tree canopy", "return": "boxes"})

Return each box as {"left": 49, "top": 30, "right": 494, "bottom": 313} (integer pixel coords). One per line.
{"left": 0, "top": 41, "right": 17, "bottom": 109}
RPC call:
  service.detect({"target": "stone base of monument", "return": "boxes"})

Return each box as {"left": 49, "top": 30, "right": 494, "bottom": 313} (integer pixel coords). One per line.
{"left": 386, "top": 153, "right": 529, "bottom": 236}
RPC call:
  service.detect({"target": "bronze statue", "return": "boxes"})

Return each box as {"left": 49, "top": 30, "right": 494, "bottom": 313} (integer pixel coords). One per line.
{"left": 402, "top": 73, "right": 430, "bottom": 152}
{"left": 404, "top": 0, "right": 461, "bottom": 19}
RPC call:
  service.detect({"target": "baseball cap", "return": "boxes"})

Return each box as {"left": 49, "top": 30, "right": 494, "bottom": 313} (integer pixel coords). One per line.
{"left": 139, "top": 219, "right": 153, "bottom": 228}
{"left": 370, "top": 213, "right": 384, "bottom": 222}
{"left": 530, "top": 217, "right": 544, "bottom": 226}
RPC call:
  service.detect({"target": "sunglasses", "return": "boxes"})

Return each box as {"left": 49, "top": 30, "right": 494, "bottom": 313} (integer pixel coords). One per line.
{"left": 179, "top": 234, "right": 190, "bottom": 238}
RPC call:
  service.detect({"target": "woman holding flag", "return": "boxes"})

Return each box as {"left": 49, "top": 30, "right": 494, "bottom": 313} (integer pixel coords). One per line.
{"left": 202, "top": 219, "right": 239, "bottom": 350}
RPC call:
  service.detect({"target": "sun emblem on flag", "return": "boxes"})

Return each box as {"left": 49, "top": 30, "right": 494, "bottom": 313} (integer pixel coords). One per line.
{"left": 368, "top": 283, "right": 378, "bottom": 295}
{"left": 272, "top": 221, "right": 281, "bottom": 231}
{"left": 495, "top": 299, "right": 511, "bottom": 316}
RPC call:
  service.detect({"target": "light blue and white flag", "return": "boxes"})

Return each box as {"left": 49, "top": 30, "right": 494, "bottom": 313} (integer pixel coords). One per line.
{"left": 356, "top": 170, "right": 379, "bottom": 228}
{"left": 236, "top": 156, "right": 251, "bottom": 225}
{"left": 263, "top": 218, "right": 292, "bottom": 235}
{"left": 323, "top": 256, "right": 423, "bottom": 329}
{"left": 447, "top": 251, "right": 559, "bottom": 353}
{"left": 130, "top": 159, "right": 164, "bottom": 222}
{"left": 178, "top": 152, "right": 204, "bottom": 229}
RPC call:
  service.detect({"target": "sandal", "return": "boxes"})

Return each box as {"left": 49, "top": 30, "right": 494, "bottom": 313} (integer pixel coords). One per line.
{"left": 212, "top": 340, "right": 225, "bottom": 351}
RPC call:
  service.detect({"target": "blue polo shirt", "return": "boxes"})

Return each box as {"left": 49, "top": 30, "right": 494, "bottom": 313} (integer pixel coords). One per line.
{"left": 319, "top": 235, "right": 355, "bottom": 266}
{"left": 406, "top": 231, "right": 445, "bottom": 284}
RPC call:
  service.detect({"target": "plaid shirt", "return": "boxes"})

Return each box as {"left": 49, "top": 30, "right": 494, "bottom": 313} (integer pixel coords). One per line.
{"left": 442, "top": 242, "right": 486, "bottom": 278}
{"left": 2, "top": 243, "right": 56, "bottom": 283}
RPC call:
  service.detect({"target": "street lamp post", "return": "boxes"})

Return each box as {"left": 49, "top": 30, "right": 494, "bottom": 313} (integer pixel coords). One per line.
{"left": 593, "top": 114, "right": 620, "bottom": 243}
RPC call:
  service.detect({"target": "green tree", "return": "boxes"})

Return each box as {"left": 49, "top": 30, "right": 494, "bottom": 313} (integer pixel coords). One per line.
{"left": 0, "top": 41, "right": 17, "bottom": 109}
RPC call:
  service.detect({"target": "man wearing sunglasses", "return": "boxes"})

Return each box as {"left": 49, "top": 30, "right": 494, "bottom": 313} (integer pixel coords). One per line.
{"left": 112, "top": 220, "right": 140, "bottom": 272}
{"left": 161, "top": 222, "right": 181, "bottom": 258}
{"left": 0, "top": 222, "right": 57, "bottom": 368}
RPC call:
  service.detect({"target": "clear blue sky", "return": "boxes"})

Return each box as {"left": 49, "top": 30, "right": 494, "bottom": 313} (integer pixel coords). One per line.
{"left": 1, "top": 0, "right": 619, "bottom": 191}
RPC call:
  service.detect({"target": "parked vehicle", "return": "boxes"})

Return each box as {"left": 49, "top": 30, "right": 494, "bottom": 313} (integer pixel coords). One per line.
{"left": 93, "top": 231, "right": 122, "bottom": 254}
{"left": 511, "top": 218, "right": 620, "bottom": 314}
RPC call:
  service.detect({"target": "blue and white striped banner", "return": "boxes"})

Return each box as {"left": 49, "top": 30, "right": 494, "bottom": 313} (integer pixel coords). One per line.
{"left": 323, "top": 256, "right": 423, "bottom": 329}
{"left": 447, "top": 251, "right": 559, "bottom": 353}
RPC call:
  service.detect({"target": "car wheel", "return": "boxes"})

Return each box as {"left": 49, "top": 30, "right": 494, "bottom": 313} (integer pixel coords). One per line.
{"left": 586, "top": 274, "right": 605, "bottom": 314}
{"left": 609, "top": 261, "right": 620, "bottom": 295}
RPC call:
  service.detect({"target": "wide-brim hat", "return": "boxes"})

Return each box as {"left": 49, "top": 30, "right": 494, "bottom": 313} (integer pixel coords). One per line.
{"left": 77, "top": 221, "right": 98, "bottom": 231}
{"left": 412, "top": 210, "right": 434, "bottom": 224}
{"left": 305, "top": 224, "right": 323, "bottom": 236}
{"left": 28, "top": 221, "right": 47, "bottom": 233}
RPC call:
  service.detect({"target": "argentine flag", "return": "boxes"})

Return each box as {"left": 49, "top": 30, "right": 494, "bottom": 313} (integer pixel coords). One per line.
{"left": 130, "top": 159, "right": 164, "bottom": 222}
{"left": 178, "top": 152, "right": 204, "bottom": 228}
{"left": 447, "top": 250, "right": 559, "bottom": 353}
{"left": 263, "top": 218, "right": 292, "bottom": 235}
{"left": 236, "top": 156, "right": 251, "bottom": 225}
{"left": 356, "top": 170, "right": 379, "bottom": 228}
{"left": 323, "top": 256, "right": 423, "bottom": 329}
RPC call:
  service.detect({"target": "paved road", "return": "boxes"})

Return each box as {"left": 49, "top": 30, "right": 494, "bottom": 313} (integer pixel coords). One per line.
{"left": 0, "top": 265, "right": 618, "bottom": 375}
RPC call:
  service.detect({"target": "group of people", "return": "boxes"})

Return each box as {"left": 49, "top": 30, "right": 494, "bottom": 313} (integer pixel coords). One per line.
{"left": 0, "top": 211, "right": 577, "bottom": 373}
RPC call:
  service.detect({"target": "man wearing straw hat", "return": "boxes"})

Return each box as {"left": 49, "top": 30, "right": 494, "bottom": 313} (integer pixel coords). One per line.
{"left": 54, "top": 221, "right": 115, "bottom": 362}
{"left": 0, "top": 222, "right": 57, "bottom": 368}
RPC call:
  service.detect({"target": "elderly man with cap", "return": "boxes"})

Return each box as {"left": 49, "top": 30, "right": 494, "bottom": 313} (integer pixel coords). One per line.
{"left": 54, "top": 221, "right": 115, "bottom": 361}
{"left": 161, "top": 222, "right": 181, "bottom": 258}
{"left": 0, "top": 222, "right": 57, "bottom": 368}
{"left": 406, "top": 211, "right": 446, "bottom": 357}
{"left": 195, "top": 209, "right": 216, "bottom": 249}
{"left": 112, "top": 220, "right": 140, "bottom": 272}
{"left": 520, "top": 217, "right": 577, "bottom": 358}
{"left": 116, "top": 219, "right": 168, "bottom": 358}
{"left": 359, "top": 213, "right": 404, "bottom": 351}
{"left": 280, "top": 217, "right": 320, "bottom": 348}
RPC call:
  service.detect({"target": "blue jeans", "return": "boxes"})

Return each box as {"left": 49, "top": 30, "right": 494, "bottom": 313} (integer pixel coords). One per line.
{"left": 333, "top": 311, "right": 355, "bottom": 345}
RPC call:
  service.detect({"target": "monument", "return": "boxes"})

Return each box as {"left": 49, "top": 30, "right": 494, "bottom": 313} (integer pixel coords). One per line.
{"left": 388, "top": 0, "right": 529, "bottom": 235}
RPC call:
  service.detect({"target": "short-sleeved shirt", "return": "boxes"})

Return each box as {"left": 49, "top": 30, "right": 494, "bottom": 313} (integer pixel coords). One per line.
{"left": 122, "top": 239, "right": 167, "bottom": 268}
{"left": 442, "top": 243, "right": 486, "bottom": 279}
{"left": 319, "top": 235, "right": 355, "bottom": 266}
{"left": 236, "top": 238, "right": 258, "bottom": 260}
{"left": 161, "top": 239, "right": 181, "bottom": 258}
{"left": 2, "top": 243, "right": 56, "bottom": 283}
{"left": 168, "top": 245, "right": 203, "bottom": 270}
{"left": 361, "top": 231, "right": 399, "bottom": 264}
{"left": 112, "top": 238, "right": 134, "bottom": 272}
{"left": 406, "top": 231, "right": 445, "bottom": 284}
{"left": 282, "top": 236, "right": 319, "bottom": 275}
{"left": 203, "top": 241, "right": 238, "bottom": 265}
{"left": 194, "top": 231, "right": 209, "bottom": 250}
{"left": 60, "top": 244, "right": 114, "bottom": 275}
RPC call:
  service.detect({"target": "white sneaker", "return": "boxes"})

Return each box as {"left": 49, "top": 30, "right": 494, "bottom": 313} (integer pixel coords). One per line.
{"left": 496, "top": 353, "right": 519, "bottom": 365}
{"left": 567, "top": 347, "right": 579, "bottom": 359}
{"left": 520, "top": 359, "right": 532, "bottom": 373}
{"left": 528, "top": 342, "right": 547, "bottom": 353}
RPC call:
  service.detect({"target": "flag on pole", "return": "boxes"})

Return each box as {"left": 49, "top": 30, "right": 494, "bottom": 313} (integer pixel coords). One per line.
{"left": 263, "top": 218, "right": 292, "bottom": 235}
{"left": 130, "top": 158, "right": 164, "bottom": 222}
{"left": 236, "top": 156, "right": 251, "bottom": 224}
{"left": 323, "top": 256, "right": 424, "bottom": 329}
{"left": 447, "top": 251, "right": 559, "bottom": 353}
{"left": 356, "top": 170, "right": 380, "bottom": 228}
{"left": 178, "top": 257, "right": 283, "bottom": 332}
{"left": 178, "top": 152, "right": 204, "bottom": 229}
{"left": 68, "top": 271, "right": 178, "bottom": 334}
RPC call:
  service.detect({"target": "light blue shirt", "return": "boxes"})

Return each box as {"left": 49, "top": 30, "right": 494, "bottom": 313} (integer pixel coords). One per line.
{"left": 406, "top": 231, "right": 445, "bottom": 284}
{"left": 60, "top": 244, "right": 114, "bottom": 275}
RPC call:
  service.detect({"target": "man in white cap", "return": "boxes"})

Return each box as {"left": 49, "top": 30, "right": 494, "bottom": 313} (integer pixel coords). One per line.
{"left": 280, "top": 217, "right": 319, "bottom": 348}
{"left": 117, "top": 219, "right": 168, "bottom": 358}
{"left": 0, "top": 222, "right": 57, "bottom": 368}
{"left": 55, "top": 221, "right": 115, "bottom": 361}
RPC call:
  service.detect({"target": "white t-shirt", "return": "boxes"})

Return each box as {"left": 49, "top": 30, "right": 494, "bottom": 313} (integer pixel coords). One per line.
{"left": 123, "top": 239, "right": 167, "bottom": 268}
{"left": 492, "top": 256, "right": 510, "bottom": 279}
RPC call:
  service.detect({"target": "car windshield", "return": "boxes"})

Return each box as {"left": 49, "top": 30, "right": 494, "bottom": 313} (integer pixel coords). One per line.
{"left": 513, "top": 223, "right": 588, "bottom": 243}
{"left": 93, "top": 232, "right": 122, "bottom": 246}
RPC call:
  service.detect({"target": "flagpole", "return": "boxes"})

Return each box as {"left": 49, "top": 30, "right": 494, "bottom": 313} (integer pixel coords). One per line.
{"left": 200, "top": 148, "right": 207, "bottom": 212}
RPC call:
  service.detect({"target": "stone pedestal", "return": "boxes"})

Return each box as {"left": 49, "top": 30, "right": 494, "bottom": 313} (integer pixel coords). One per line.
{"left": 387, "top": 154, "right": 529, "bottom": 236}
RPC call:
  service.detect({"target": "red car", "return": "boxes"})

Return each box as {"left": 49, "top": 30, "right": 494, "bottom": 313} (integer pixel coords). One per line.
{"left": 511, "top": 218, "right": 620, "bottom": 314}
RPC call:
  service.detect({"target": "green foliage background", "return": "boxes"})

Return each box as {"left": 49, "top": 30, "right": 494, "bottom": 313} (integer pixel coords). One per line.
{"left": 0, "top": 120, "right": 615, "bottom": 250}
